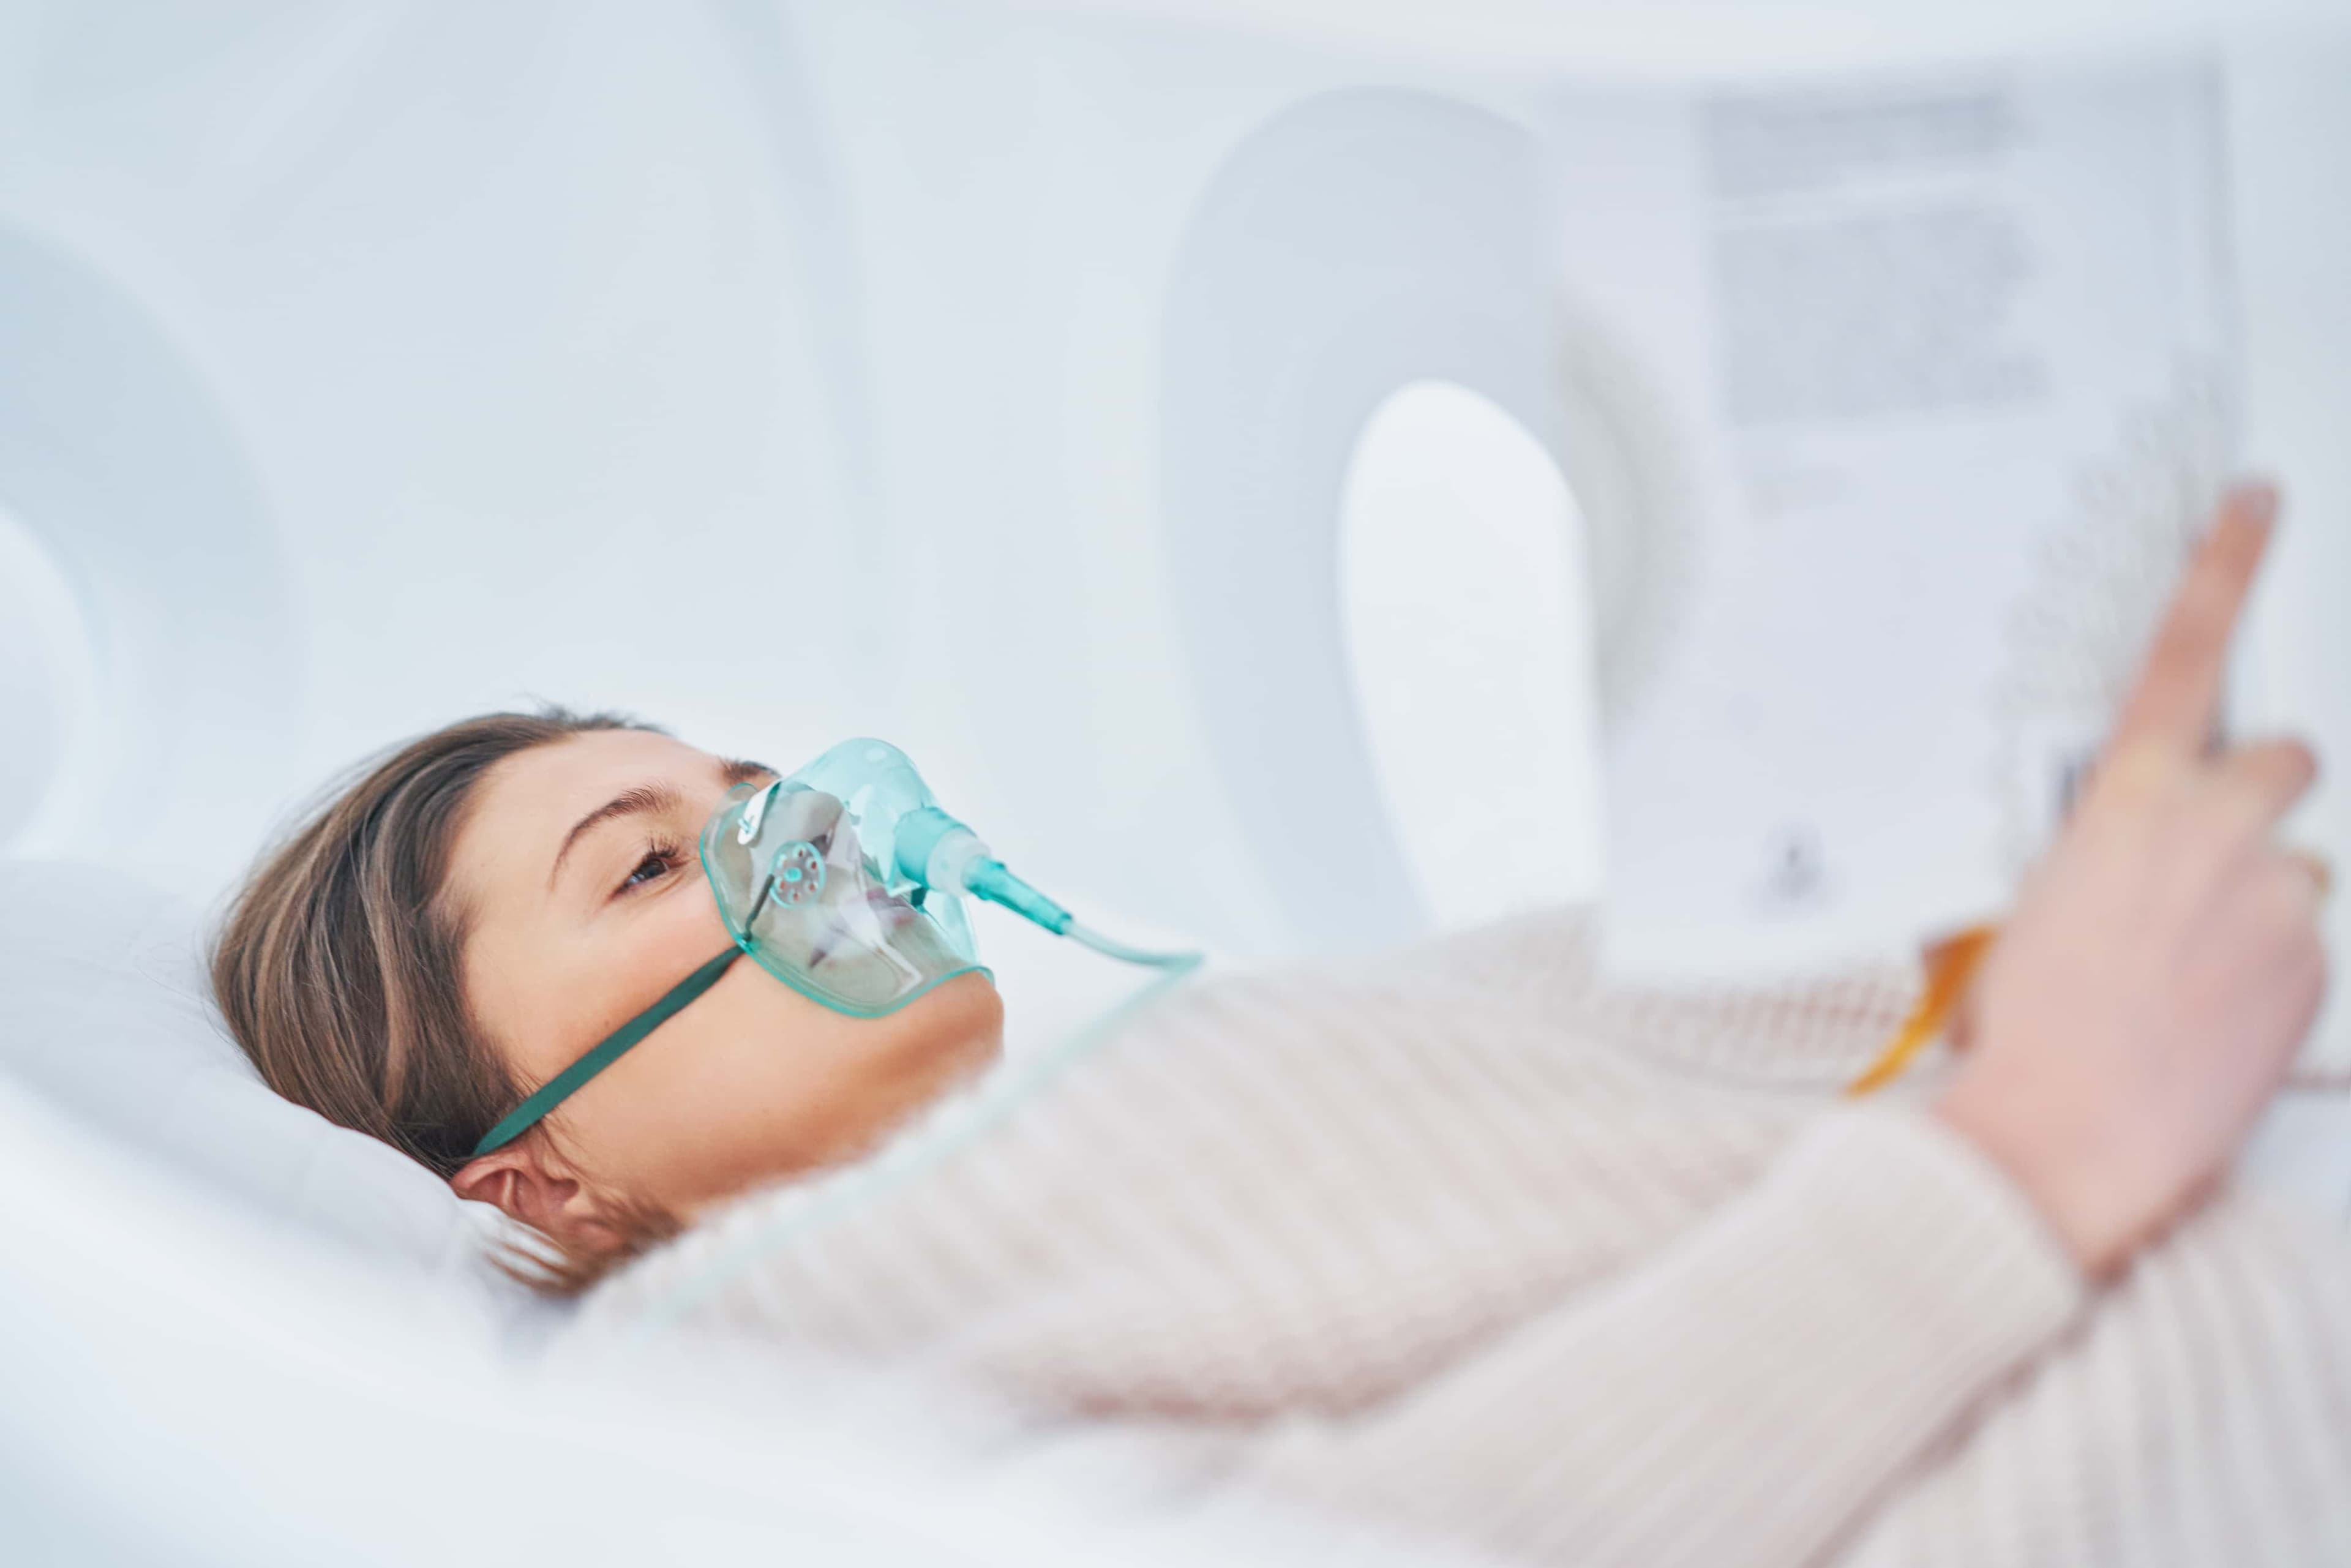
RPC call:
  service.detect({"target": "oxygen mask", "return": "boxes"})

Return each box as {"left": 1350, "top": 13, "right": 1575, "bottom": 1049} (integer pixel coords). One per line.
{"left": 471, "top": 738, "right": 1198, "bottom": 1157}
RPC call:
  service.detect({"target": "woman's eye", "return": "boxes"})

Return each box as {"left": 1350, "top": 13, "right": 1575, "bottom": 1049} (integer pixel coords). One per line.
{"left": 617, "top": 849, "right": 677, "bottom": 895}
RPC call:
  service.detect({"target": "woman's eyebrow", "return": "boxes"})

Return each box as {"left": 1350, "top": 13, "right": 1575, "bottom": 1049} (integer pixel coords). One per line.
{"left": 719, "top": 757, "right": 776, "bottom": 786}
{"left": 549, "top": 782, "right": 684, "bottom": 888}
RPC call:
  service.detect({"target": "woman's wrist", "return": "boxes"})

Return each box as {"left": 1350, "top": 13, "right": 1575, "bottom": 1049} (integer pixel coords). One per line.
{"left": 1930, "top": 1076, "right": 2130, "bottom": 1282}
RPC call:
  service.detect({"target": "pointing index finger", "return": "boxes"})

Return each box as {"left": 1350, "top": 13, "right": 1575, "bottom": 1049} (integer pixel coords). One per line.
{"left": 2106, "top": 482, "right": 2278, "bottom": 760}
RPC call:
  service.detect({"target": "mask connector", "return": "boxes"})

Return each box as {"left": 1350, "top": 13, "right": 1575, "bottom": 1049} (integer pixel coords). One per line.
{"left": 894, "top": 805, "right": 1195, "bottom": 970}
{"left": 894, "top": 804, "right": 1074, "bottom": 932}
{"left": 962, "top": 858, "right": 1075, "bottom": 935}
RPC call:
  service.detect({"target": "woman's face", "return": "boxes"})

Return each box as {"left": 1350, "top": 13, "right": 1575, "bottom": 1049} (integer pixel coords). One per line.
{"left": 444, "top": 729, "right": 1003, "bottom": 1234}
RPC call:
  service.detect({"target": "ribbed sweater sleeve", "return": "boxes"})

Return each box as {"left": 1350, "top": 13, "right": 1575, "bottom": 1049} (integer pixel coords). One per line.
{"left": 584, "top": 914, "right": 2351, "bottom": 1561}
{"left": 1239, "top": 1102, "right": 2088, "bottom": 1568}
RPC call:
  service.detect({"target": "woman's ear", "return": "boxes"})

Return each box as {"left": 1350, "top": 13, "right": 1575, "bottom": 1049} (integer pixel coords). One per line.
{"left": 451, "top": 1135, "right": 613, "bottom": 1253}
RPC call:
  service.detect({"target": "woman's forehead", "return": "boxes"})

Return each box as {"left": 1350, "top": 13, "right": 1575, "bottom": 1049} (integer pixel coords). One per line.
{"left": 495, "top": 729, "right": 711, "bottom": 812}
{"left": 454, "top": 731, "right": 719, "bottom": 901}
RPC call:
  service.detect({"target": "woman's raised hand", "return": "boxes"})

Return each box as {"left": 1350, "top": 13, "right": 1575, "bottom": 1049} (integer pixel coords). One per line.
{"left": 1934, "top": 482, "right": 2329, "bottom": 1280}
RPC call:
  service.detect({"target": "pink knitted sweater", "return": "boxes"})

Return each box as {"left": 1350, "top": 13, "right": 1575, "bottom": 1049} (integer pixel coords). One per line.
{"left": 578, "top": 907, "right": 2351, "bottom": 1565}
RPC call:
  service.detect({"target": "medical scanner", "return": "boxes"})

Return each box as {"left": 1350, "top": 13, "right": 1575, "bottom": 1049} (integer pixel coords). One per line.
{"left": 3, "top": 1, "right": 2349, "bottom": 1561}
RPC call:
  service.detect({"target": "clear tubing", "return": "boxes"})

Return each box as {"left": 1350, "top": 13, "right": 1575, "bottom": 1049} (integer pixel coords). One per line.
{"left": 1063, "top": 920, "right": 1203, "bottom": 972}
{"left": 963, "top": 860, "right": 1202, "bottom": 973}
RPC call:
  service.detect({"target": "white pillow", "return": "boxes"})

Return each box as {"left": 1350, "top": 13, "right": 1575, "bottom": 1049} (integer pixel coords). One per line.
{"left": 0, "top": 858, "right": 533, "bottom": 1318}
{"left": 0, "top": 852, "right": 1210, "bottom": 1339}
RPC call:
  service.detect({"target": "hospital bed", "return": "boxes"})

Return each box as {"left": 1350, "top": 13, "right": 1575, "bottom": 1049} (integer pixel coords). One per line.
{"left": 1, "top": 859, "right": 1475, "bottom": 1566}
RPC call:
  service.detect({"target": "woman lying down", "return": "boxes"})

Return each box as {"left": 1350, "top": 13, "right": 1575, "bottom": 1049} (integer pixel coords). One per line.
{"left": 214, "top": 485, "right": 2347, "bottom": 1567}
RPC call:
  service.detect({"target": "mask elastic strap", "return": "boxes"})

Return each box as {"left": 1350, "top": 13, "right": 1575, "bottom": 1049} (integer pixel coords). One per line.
{"left": 469, "top": 947, "right": 744, "bottom": 1159}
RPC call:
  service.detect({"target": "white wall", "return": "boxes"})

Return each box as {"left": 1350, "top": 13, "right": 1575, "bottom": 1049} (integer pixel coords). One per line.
{"left": 0, "top": 0, "right": 2343, "bottom": 967}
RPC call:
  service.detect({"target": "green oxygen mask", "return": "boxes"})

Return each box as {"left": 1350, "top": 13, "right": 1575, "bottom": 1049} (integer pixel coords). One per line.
{"left": 469, "top": 739, "right": 1199, "bottom": 1158}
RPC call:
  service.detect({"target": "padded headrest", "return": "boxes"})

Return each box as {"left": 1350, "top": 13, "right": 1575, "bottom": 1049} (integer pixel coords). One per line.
{"left": 0, "top": 859, "right": 531, "bottom": 1315}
